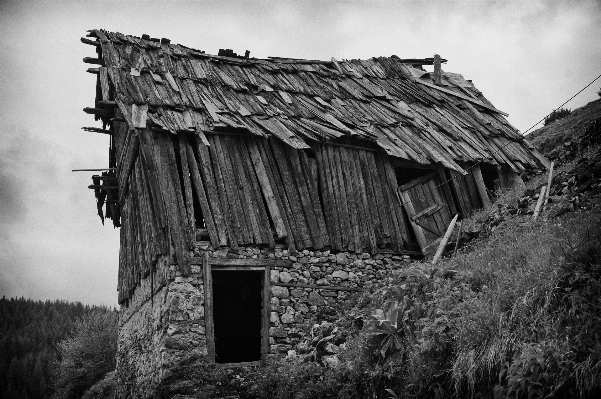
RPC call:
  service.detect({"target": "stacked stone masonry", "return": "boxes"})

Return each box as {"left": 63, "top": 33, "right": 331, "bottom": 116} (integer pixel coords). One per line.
{"left": 116, "top": 245, "right": 411, "bottom": 398}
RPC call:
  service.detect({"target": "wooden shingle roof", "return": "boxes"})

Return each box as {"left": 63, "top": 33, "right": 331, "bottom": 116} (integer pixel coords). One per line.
{"left": 85, "top": 29, "right": 549, "bottom": 173}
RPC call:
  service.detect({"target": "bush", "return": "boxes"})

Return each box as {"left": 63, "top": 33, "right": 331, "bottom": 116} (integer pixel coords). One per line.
{"left": 52, "top": 309, "right": 117, "bottom": 399}
{"left": 81, "top": 371, "right": 116, "bottom": 399}
{"left": 544, "top": 108, "right": 571, "bottom": 126}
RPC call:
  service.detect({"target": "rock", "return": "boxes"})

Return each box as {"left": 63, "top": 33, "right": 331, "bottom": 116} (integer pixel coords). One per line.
{"left": 290, "top": 289, "right": 305, "bottom": 298}
{"left": 322, "top": 355, "right": 340, "bottom": 368}
{"left": 269, "top": 327, "right": 288, "bottom": 337}
{"left": 271, "top": 286, "right": 289, "bottom": 298}
{"left": 335, "top": 253, "right": 348, "bottom": 264}
{"left": 270, "top": 270, "right": 280, "bottom": 283}
{"left": 316, "top": 278, "right": 329, "bottom": 285}
{"left": 270, "top": 312, "right": 280, "bottom": 324}
{"left": 309, "top": 291, "right": 325, "bottom": 306}
{"left": 281, "top": 307, "right": 295, "bottom": 324}
{"left": 287, "top": 350, "right": 297, "bottom": 357}
{"left": 279, "top": 271, "right": 293, "bottom": 283}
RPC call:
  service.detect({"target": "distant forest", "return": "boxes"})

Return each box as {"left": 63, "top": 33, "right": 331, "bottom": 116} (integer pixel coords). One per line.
{"left": 0, "top": 297, "right": 115, "bottom": 399}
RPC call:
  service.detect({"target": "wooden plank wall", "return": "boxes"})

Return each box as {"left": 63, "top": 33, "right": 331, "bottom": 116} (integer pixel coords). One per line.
{"left": 315, "top": 143, "right": 409, "bottom": 253}
{"left": 116, "top": 129, "right": 413, "bottom": 303}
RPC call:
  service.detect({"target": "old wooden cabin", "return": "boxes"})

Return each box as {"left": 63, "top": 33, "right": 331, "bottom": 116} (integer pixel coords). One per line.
{"left": 80, "top": 29, "right": 549, "bottom": 397}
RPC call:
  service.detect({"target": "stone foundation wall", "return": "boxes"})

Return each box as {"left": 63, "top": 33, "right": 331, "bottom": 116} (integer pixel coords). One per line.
{"left": 116, "top": 246, "right": 411, "bottom": 398}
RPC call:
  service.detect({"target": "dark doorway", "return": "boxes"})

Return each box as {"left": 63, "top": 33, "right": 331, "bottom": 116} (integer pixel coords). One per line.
{"left": 212, "top": 270, "right": 263, "bottom": 363}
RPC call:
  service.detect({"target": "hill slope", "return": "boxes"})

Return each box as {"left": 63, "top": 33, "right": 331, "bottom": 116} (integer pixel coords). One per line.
{"left": 527, "top": 98, "right": 601, "bottom": 161}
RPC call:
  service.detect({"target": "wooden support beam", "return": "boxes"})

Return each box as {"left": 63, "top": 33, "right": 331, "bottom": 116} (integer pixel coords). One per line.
{"left": 533, "top": 186, "right": 546, "bottom": 220}
{"left": 472, "top": 165, "right": 492, "bottom": 209}
{"left": 202, "top": 253, "right": 215, "bottom": 363}
{"left": 80, "top": 37, "right": 100, "bottom": 47}
{"left": 432, "top": 214, "right": 459, "bottom": 264}
{"left": 86, "top": 68, "right": 100, "bottom": 74}
{"left": 83, "top": 57, "right": 105, "bottom": 66}
{"left": 82, "top": 127, "right": 114, "bottom": 135}
{"left": 433, "top": 54, "right": 442, "bottom": 85}
{"left": 83, "top": 107, "right": 113, "bottom": 116}
{"left": 543, "top": 161, "right": 554, "bottom": 207}
{"left": 189, "top": 257, "right": 293, "bottom": 268}
{"left": 72, "top": 168, "right": 116, "bottom": 172}
{"left": 88, "top": 185, "right": 118, "bottom": 189}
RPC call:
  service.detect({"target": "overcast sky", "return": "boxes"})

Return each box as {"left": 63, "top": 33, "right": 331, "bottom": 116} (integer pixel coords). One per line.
{"left": 1, "top": 0, "right": 600, "bottom": 306}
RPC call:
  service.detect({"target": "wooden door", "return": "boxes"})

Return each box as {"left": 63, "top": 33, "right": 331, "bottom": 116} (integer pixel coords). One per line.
{"left": 398, "top": 173, "right": 453, "bottom": 252}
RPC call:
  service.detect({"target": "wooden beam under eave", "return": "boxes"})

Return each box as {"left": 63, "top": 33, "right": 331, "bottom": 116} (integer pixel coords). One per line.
{"left": 83, "top": 107, "right": 113, "bottom": 117}
{"left": 81, "top": 37, "right": 100, "bottom": 47}
{"left": 83, "top": 57, "right": 105, "bottom": 66}
{"left": 86, "top": 68, "right": 99, "bottom": 74}
{"left": 82, "top": 127, "right": 114, "bottom": 135}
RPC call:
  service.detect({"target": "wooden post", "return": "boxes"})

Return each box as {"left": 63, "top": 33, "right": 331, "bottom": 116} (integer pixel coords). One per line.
{"left": 262, "top": 266, "right": 270, "bottom": 365}
{"left": 533, "top": 186, "right": 547, "bottom": 220}
{"left": 433, "top": 54, "right": 442, "bottom": 85}
{"left": 202, "top": 253, "right": 215, "bottom": 363}
{"left": 472, "top": 165, "right": 492, "bottom": 209}
{"left": 432, "top": 214, "right": 459, "bottom": 264}
{"left": 453, "top": 220, "right": 463, "bottom": 257}
{"left": 543, "top": 161, "right": 554, "bottom": 207}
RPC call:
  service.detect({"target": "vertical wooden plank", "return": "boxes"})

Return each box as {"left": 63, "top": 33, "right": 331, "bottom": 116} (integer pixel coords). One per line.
{"left": 153, "top": 133, "right": 191, "bottom": 275}
{"left": 207, "top": 135, "right": 239, "bottom": 247}
{"left": 449, "top": 169, "right": 471, "bottom": 216}
{"left": 186, "top": 140, "right": 220, "bottom": 247}
{"left": 464, "top": 168, "right": 482, "bottom": 210}
{"left": 203, "top": 252, "right": 215, "bottom": 363}
{"left": 285, "top": 146, "right": 323, "bottom": 249}
{"left": 257, "top": 138, "right": 297, "bottom": 250}
{"left": 226, "top": 136, "right": 262, "bottom": 244}
{"left": 247, "top": 138, "right": 287, "bottom": 239}
{"left": 472, "top": 165, "right": 492, "bottom": 209}
{"left": 217, "top": 136, "right": 253, "bottom": 244}
{"left": 195, "top": 137, "right": 228, "bottom": 246}
{"left": 330, "top": 146, "right": 351, "bottom": 251}
{"left": 262, "top": 266, "right": 270, "bottom": 366}
{"left": 338, "top": 148, "right": 360, "bottom": 252}
{"left": 360, "top": 151, "right": 386, "bottom": 246}
{"left": 381, "top": 155, "right": 411, "bottom": 250}
{"left": 270, "top": 140, "right": 312, "bottom": 248}
{"left": 178, "top": 133, "right": 196, "bottom": 243}
{"left": 238, "top": 137, "right": 275, "bottom": 246}
{"left": 298, "top": 150, "right": 329, "bottom": 248}
{"left": 315, "top": 144, "right": 340, "bottom": 250}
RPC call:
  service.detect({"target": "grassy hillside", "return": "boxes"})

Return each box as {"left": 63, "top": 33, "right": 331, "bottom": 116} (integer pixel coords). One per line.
{"left": 526, "top": 98, "right": 601, "bottom": 159}
{"left": 157, "top": 100, "right": 601, "bottom": 398}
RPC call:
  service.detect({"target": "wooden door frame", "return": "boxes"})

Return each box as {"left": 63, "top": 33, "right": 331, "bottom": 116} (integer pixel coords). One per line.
{"left": 202, "top": 254, "right": 291, "bottom": 366}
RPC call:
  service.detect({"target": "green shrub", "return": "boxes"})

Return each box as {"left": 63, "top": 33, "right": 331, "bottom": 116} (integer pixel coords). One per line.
{"left": 544, "top": 108, "right": 571, "bottom": 126}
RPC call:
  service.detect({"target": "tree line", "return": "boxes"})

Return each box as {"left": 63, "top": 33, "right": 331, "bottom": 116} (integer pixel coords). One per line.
{"left": 0, "top": 296, "right": 116, "bottom": 399}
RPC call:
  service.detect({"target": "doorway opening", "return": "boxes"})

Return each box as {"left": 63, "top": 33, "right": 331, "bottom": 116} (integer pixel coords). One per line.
{"left": 212, "top": 270, "right": 263, "bottom": 364}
